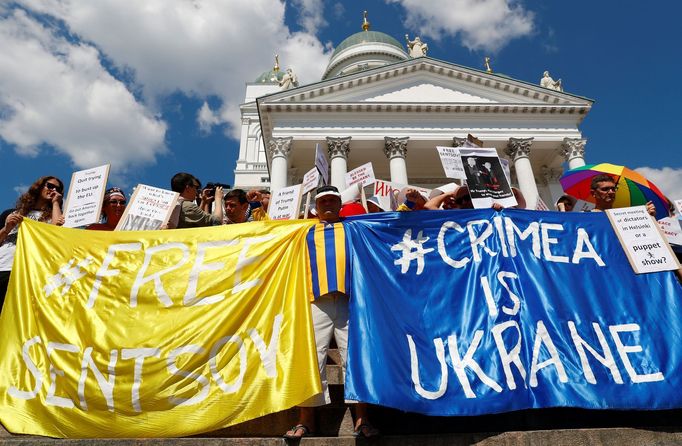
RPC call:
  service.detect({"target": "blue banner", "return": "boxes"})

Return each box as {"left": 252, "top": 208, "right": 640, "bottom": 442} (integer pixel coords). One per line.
{"left": 344, "top": 209, "right": 682, "bottom": 415}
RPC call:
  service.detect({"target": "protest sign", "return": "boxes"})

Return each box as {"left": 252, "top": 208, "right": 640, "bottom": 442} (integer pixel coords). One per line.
{"left": 345, "top": 162, "right": 376, "bottom": 188}
{"left": 658, "top": 217, "right": 682, "bottom": 246}
{"left": 343, "top": 209, "right": 682, "bottom": 416}
{"left": 315, "top": 143, "right": 329, "bottom": 186}
{"left": 302, "top": 167, "right": 321, "bottom": 194}
{"left": 436, "top": 146, "right": 465, "bottom": 180}
{"left": 606, "top": 206, "right": 680, "bottom": 273}
{"left": 459, "top": 148, "right": 516, "bottom": 209}
{"left": 0, "top": 219, "right": 319, "bottom": 438}
{"left": 116, "top": 184, "right": 178, "bottom": 231}
{"left": 373, "top": 180, "right": 430, "bottom": 211}
{"left": 500, "top": 158, "right": 511, "bottom": 184}
{"left": 535, "top": 196, "right": 549, "bottom": 211}
{"left": 62, "top": 164, "right": 110, "bottom": 228}
{"left": 573, "top": 199, "right": 595, "bottom": 212}
{"left": 269, "top": 184, "right": 303, "bottom": 220}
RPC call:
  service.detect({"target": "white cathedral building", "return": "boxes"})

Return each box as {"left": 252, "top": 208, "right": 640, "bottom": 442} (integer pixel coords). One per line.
{"left": 232, "top": 15, "right": 592, "bottom": 209}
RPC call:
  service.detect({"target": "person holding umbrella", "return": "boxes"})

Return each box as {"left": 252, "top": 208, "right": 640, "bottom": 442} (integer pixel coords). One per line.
{"left": 589, "top": 174, "right": 656, "bottom": 216}
{"left": 561, "top": 164, "right": 669, "bottom": 219}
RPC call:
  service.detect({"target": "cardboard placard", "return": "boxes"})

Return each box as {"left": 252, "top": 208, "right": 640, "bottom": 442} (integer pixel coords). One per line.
{"left": 573, "top": 199, "right": 595, "bottom": 212}
{"left": 345, "top": 162, "right": 376, "bottom": 188}
{"left": 302, "top": 167, "right": 321, "bottom": 195}
{"left": 606, "top": 206, "right": 680, "bottom": 274}
{"left": 658, "top": 217, "right": 682, "bottom": 246}
{"left": 116, "top": 184, "right": 179, "bottom": 231}
{"left": 315, "top": 143, "right": 329, "bottom": 186}
{"left": 436, "top": 146, "right": 465, "bottom": 180}
{"left": 373, "top": 180, "right": 431, "bottom": 211}
{"left": 62, "top": 164, "right": 110, "bottom": 228}
{"left": 459, "top": 148, "right": 517, "bottom": 209}
{"left": 268, "top": 184, "right": 303, "bottom": 220}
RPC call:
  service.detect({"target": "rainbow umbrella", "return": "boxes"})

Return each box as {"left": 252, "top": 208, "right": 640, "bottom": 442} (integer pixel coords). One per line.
{"left": 560, "top": 163, "right": 670, "bottom": 219}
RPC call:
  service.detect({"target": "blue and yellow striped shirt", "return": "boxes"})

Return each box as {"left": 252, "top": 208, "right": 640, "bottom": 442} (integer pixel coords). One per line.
{"left": 306, "top": 222, "right": 348, "bottom": 301}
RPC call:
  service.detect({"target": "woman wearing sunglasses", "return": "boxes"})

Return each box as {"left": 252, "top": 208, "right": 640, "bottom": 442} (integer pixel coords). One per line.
{"left": 0, "top": 176, "right": 65, "bottom": 308}
{"left": 87, "top": 187, "right": 127, "bottom": 231}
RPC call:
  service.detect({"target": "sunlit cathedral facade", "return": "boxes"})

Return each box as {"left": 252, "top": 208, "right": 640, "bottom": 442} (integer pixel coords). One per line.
{"left": 233, "top": 13, "right": 592, "bottom": 209}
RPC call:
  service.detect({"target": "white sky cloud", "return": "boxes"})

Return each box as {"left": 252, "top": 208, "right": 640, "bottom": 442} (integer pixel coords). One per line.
{"left": 16, "top": 0, "right": 331, "bottom": 139}
{"left": 0, "top": 8, "right": 167, "bottom": 172}
{"left": 634, "top": 167, "right": 682, "bottom": 201}
{"left": 291, "top": 0, "right": 327, "bottom": 35}
{"left": 387, "top": 0, "right": 534, "bottom": 52}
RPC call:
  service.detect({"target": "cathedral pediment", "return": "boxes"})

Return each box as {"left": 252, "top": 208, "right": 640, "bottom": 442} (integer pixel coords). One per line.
{"left": 258, "top": 57, "right": 592, "bottom": 108}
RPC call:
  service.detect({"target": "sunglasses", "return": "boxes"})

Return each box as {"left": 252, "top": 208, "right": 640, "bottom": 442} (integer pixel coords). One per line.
{"left": 596, "top": 186, "right": 617, "bottom": 192}
{"left": 108, "top": 200, "right": 126, "bottom": 206}
{"left": 455, "top": 196, "right": 472, "bottom": 205}
{"left": 44, "top": 182, "right": 63, "bottom": 193}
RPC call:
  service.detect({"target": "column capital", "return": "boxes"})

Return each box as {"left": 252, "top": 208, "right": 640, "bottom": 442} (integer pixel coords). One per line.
{"left": 384, "top": 136, "right": 409, "bottom": 159}
{"left": 505, "top": 137, "right": 534, "bottom": 161}
{"left": 267, "top": 137, "right": 293, "bottom": 159}
{"left": 541, "top": 165, "right": 564, "bottom": 185}
{"left": 452, "top": 136, "right": 467, "bottom": 147}
{"left": 326, "top": 136, "right": 351, "bottom": 159}
{"left": 559, "top": 137, "right": 587, "bottom": 162}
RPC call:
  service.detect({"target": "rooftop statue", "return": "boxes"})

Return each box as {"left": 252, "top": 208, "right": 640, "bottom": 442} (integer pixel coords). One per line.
{"left": 405, "top": 34, "right": 428, "bottom": 58}
{"left": 279, "top": 68, "right": 299, "bottom": 90}
{"left": 540, "top": 71, "right": 563, "bottom": 92}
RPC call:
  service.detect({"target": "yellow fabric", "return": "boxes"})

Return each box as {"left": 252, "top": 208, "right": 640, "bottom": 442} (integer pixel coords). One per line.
{"left": 396, "top": 203, "right": 411, "bottom": 212}
{"left": 251, "top": 207, "right": 270, "bottom": 221}
{"left": 0, "top": 219, "right": 320, "bottom": 438}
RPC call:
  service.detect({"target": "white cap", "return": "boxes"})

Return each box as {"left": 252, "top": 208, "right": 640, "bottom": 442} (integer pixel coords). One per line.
{"left": 366, "top": 196, "right": 387, "bottom": 211}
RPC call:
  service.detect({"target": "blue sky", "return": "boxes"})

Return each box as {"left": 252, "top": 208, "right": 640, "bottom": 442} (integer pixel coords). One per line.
{"left": 0, "top": 0, "right": 680, "bottom": 210}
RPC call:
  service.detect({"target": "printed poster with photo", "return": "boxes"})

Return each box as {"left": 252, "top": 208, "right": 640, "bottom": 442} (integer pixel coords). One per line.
{"left": 459, "top": 148, "right": 516, "bottom": 209}
{"left": 116, "top": 184, "right": 179, "bottom": 231}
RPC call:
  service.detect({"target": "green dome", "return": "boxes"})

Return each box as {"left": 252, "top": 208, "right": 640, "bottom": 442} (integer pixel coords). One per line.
{"left": 255, "top": 69, "right": 284, "bottom": 84}
{"left": 331, "top": 30, "right": 404, "bottom": 59}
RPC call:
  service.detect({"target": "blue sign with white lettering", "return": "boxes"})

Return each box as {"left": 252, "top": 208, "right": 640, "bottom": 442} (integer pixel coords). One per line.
{"left": 343, "top": 209, "right": 682, "bottom": 415}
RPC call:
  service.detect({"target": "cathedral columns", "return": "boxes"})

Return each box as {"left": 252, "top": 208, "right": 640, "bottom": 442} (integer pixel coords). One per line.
{"left": 559, "top": 137, "right": 587, "bottom": 170}
{"left": 384, "top": 137, "right": 409, "bottom": 184}
{"left": 326, "top": 136, "right": 351, "bottom": 191}
{"left": 267, "top": 137, "right": 292, "bottom": 192}
{"left": 505, "top": 137, "right": 539, "bottom": 209}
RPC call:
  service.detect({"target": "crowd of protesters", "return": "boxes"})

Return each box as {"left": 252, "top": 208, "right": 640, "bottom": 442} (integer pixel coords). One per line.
{"left": 0, "top": 170, "right": 679, "bottom": 440}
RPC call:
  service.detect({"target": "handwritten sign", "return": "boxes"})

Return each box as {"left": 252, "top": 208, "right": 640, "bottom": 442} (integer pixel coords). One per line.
{"left": 606, "top": 206, "right": 680, "bottom": 273}
{"left": 436, "top": 146, "right": 465, "bottom": 179}
{"left": 345, "top": 162, "right": 376, "bottom": 188}
{"left": 302, "top": 167, "right": 321, "bottom": 195}
{"left": 116, "top": 184, "right": 178, "bottom": 231}
{"left": 658, "top": 217, "right": 682, "bottom": 246}
{"left": 269, "top": 184, "right": 303, "bottom": 220}
{"left": 315, "top": 143, "right": 329, "bottom": 186}
{"left": 62, "top": 164, "right": 110, "bottom": 228}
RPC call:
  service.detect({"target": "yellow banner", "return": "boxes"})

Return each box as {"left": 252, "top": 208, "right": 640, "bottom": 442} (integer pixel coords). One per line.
{"left": 0, "top": 219, "right": 321, "bottom": 438}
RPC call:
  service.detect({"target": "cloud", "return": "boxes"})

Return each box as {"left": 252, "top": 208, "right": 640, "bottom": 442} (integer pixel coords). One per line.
{"left": 197, "top": 101, "right": 221, "bottom": 134}
{"left": 634, "top": 167, "right": 682, "bottom": 200}
{"left": 0, "top": 8, "right": 167, "bottom": 172}
{"left": 387, "top": 0, "right": 534, "bottom": 52}
{"left": 16, "top": 0, "right": 331, "bottom": 139}
{"left": 291, "top": 0, "right": 327, "bottom": 34}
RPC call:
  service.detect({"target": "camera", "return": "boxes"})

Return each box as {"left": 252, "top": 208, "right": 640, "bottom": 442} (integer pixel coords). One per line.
{"left": 204, "top": 182, "right": 231, "bottom": 197}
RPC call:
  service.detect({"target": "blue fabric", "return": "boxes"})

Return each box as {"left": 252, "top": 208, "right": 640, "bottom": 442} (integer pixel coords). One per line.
{"left": 343, "top": 209, "right": 682, "bottom": 415}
